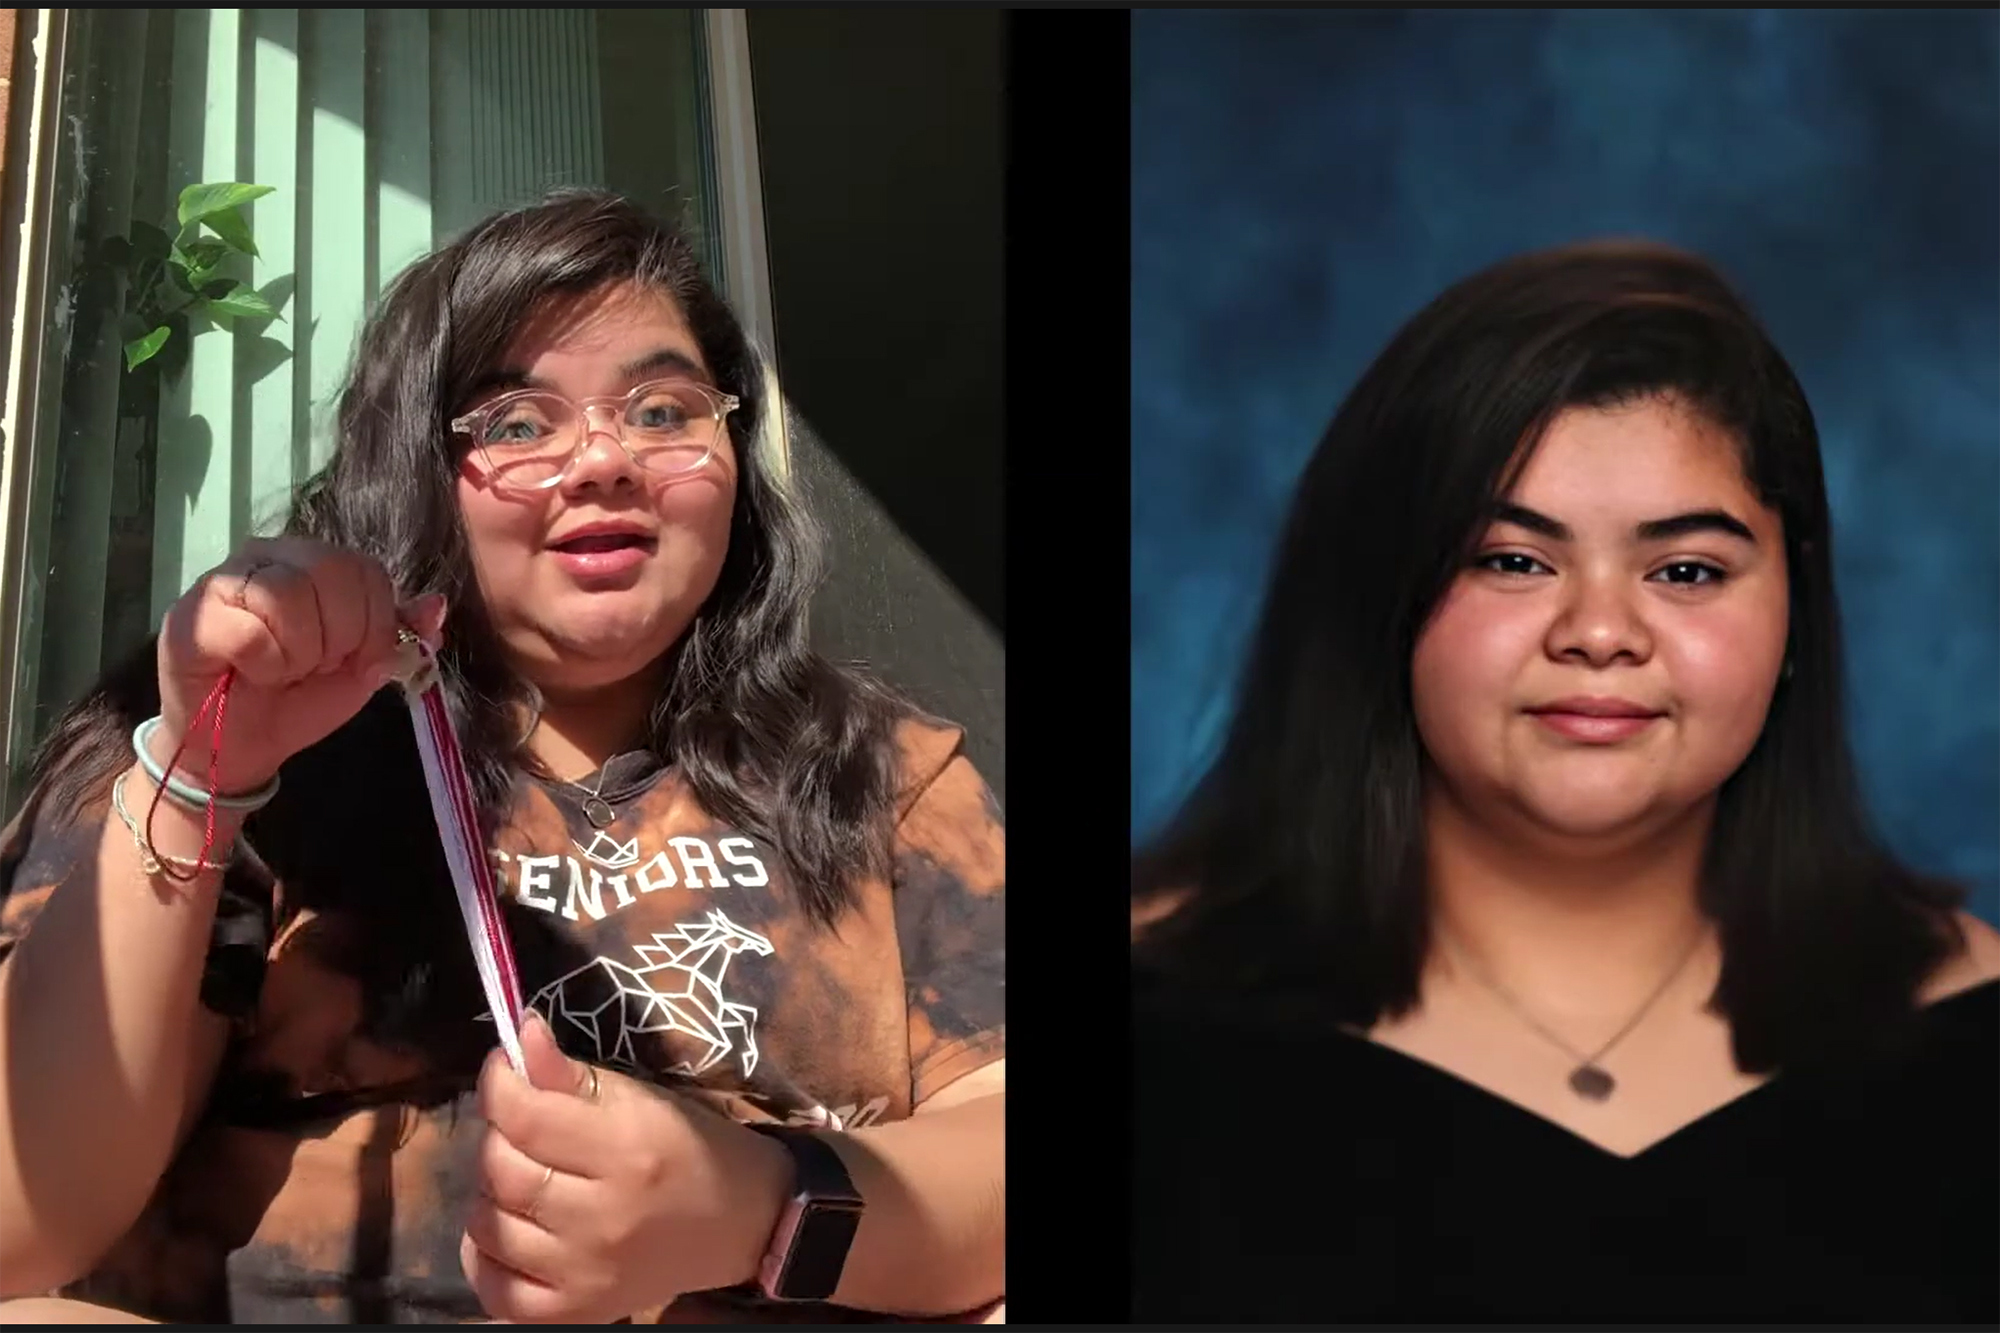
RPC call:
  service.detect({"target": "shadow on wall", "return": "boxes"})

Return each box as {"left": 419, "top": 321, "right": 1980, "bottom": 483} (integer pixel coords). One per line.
{"left": 1129, "top": 7, "right": 2000, "bottom": 923}
{"left": 785, "top": 403, "right": 1005, "bottom": 807}
{"left": 743, "top": 8, "right": 1003, "bottom": 646}
{"left": 742, "top": 8, "right": 1006, "bottom": 803}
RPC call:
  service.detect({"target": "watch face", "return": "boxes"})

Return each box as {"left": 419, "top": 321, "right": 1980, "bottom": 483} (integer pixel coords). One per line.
{"left": 779, "top": 1201, "right": 864, "bottom": 1301}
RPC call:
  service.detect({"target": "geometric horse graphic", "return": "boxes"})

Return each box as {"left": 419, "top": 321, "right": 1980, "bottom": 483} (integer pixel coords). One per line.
{"left": 525, "top": 910, "right": 776, "bottom": 1078}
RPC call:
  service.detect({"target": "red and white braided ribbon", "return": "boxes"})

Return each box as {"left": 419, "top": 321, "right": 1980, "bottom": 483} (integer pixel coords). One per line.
{"left": 393, "top": 630, "right": 527, "bottom": 1074}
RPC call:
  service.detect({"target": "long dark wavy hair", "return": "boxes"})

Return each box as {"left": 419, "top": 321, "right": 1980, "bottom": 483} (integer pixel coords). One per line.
{"left": 31, "top": 191, "right": 908, "bottom": 980}
{"left": 1133, "top": 239, "right": 1965, "bottom": 1074}
{"left": 288, "top": 188, "right": 910, "bottom": 927}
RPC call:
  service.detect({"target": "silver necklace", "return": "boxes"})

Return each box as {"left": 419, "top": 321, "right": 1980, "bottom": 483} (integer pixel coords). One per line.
{"left": 569, "top": 767, "right": 616, "bottom": 829}
{"left": 1441, "top": 927, "right": 1708, "bottom": 1102}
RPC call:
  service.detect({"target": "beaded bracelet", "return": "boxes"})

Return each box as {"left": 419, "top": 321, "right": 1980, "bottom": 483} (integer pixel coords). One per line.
{"left": 110, "top": 771, "right": 235, "bottom": 877}
{"left": 132, "top": 716, "right": 281, "bottom": 813}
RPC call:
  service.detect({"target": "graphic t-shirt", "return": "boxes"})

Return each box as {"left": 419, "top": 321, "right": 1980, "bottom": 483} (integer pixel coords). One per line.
{"left": 0, "top": 705, "right": 1004, "bottom": 1323}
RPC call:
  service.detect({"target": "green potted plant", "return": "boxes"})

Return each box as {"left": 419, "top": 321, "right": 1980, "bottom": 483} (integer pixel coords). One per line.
{"left": 87, "top": 182, "right": 295, "bottom": 674}
{"left": 104, "top": 181, "right": 289, "bottom": 377}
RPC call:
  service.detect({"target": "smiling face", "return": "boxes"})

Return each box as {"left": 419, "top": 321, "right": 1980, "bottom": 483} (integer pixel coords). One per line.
{"left": 1409, "top": 394, "right": 1791, "bottom": 845}
{"left": 454, "top": 280, "right": 739, "bottom": 697}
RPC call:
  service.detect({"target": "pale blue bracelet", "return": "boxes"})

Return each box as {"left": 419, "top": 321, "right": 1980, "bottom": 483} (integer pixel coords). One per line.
{"left": 131, "top": 716, "right": 281, "bottom": 813}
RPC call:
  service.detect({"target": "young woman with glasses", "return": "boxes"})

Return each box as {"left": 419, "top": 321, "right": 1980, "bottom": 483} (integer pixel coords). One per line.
{"left": 0, "top": 191, "right": 1006, "bottom": 1325}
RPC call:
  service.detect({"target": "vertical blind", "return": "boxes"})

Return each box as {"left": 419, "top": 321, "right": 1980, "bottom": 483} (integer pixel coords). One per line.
{"left": 25, "top": 7, "right": 608, "bottom": 747}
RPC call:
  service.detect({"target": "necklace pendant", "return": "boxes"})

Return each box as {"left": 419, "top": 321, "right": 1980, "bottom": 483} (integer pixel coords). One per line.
{"left": 582, "top": 796, "right": 616, "bottom": 829}
{"left": 1568, "top": 1065, "right": 1616, "bottom": 1101}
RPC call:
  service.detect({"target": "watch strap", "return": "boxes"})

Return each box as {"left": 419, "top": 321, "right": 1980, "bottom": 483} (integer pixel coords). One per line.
{"left": 748, "top": 1123, "right": 863, "bottom": 1203}
{"left": 745, "top": 1124, "right": 865, "bottom": 1302}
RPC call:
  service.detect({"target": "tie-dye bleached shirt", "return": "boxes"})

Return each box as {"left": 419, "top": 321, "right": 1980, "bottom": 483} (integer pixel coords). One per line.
{"left": 0, "top": 710, "right": 1004, "bottom": 1323}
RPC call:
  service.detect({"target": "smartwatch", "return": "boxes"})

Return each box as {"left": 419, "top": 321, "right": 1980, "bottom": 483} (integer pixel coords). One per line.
{"left": 745, "top": 1123, "right": 866, "bottom": 1303}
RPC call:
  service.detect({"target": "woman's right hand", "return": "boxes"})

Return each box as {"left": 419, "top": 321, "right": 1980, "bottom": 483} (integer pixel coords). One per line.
{"left": 153, "top": 536, "right": 448, "bottom": 797}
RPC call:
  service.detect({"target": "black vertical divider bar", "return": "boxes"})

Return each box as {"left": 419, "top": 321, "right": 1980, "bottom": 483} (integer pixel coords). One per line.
{"left": 1000, "top": 9, "right": 1133, "bottom": 1325}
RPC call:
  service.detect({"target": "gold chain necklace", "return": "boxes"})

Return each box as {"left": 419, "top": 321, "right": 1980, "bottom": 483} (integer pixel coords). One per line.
{"left": 568, "top": 766, "right": 616, "bottom": 829}
{"left": 1440, "top": 927, "right": 1709, "bottom": 1101}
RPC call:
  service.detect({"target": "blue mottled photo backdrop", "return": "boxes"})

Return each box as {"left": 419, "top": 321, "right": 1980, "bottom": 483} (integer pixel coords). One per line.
{"left": 1131, "top": 8, "right": 2000, "bottom": 924}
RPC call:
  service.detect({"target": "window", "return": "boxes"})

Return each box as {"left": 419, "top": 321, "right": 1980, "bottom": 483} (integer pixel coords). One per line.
{"left": 1, "top": 8, "right": 764, "bottom": 807}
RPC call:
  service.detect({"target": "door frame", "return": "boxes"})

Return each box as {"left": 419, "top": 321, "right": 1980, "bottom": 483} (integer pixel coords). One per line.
{"left": 702, "top": 8, "right": 789, "bottom": 481}
{"left": 0, "top": 7, "right": 69, "bottom": 815}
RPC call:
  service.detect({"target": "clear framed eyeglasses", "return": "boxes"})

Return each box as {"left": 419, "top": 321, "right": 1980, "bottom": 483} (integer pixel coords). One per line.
{"left": 450, "top": 378, "right": 741, "bottom": 493}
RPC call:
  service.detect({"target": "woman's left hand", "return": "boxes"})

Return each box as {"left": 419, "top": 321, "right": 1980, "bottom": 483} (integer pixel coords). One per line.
{"left": 460, "top": 1011, "right": 792, "bottom": 1323}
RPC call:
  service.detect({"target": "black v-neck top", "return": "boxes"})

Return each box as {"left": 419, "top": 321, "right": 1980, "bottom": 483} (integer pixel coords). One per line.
{"left": 1132, "top": 974, "right": 1999, "bottom": 1324}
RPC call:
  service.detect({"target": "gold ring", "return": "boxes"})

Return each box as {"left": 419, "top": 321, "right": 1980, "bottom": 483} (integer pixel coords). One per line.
{"left": 526, "top": 1162, "right": 554, "bottom": 1223}
{"left": 583, "top": 1064, "right": 601, "bottom": 1102}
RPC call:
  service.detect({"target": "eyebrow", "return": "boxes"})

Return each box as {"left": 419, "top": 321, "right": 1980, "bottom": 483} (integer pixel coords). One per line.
{"left": 1490, "top": 502, "right": 1758, "bottom": 545}
{"left": 470, "top": 347, "right": 712, "bottom": 397}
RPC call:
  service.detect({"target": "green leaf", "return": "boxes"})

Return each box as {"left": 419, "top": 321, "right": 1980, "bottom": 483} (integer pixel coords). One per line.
{"left": 206, "top": 288, "right": 280, "bottom": 321}
{"left": 201, "top": 206, "right": 258, "bottom": 257}
{"left": 176, "top": 182, "right": 275, "bottom": 230}
{"left": 176, "top": 238, "right": 232, "bottom": 272}
{"left": 158, "top": 312, "right": 193, "bottom": 380}
{"left": 124, "top": 325, "right": 171, "bottom": 370}
{"left": 128, "top": 221, "right": 173, "bottom": 263}
{"left": 199, "top": 277, "right": 239, "bottom": 300}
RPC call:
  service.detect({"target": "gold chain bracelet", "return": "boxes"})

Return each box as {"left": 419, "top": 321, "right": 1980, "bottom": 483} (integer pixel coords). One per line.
{"left": 111, "top": 770, "right": 236, "bottom": 878}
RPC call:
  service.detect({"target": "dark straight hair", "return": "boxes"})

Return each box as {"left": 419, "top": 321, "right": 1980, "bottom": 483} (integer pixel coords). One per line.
{"left": 1132, "top": 239, "right": 1963, "bottom": 1073}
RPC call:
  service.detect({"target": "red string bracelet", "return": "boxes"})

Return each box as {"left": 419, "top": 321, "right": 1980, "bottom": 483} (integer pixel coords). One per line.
{"left": 134, "top": 640, "right": 527, "bottom": 1075}
{"left": 141, "top": 669, "right": 238, "bottom": 883}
